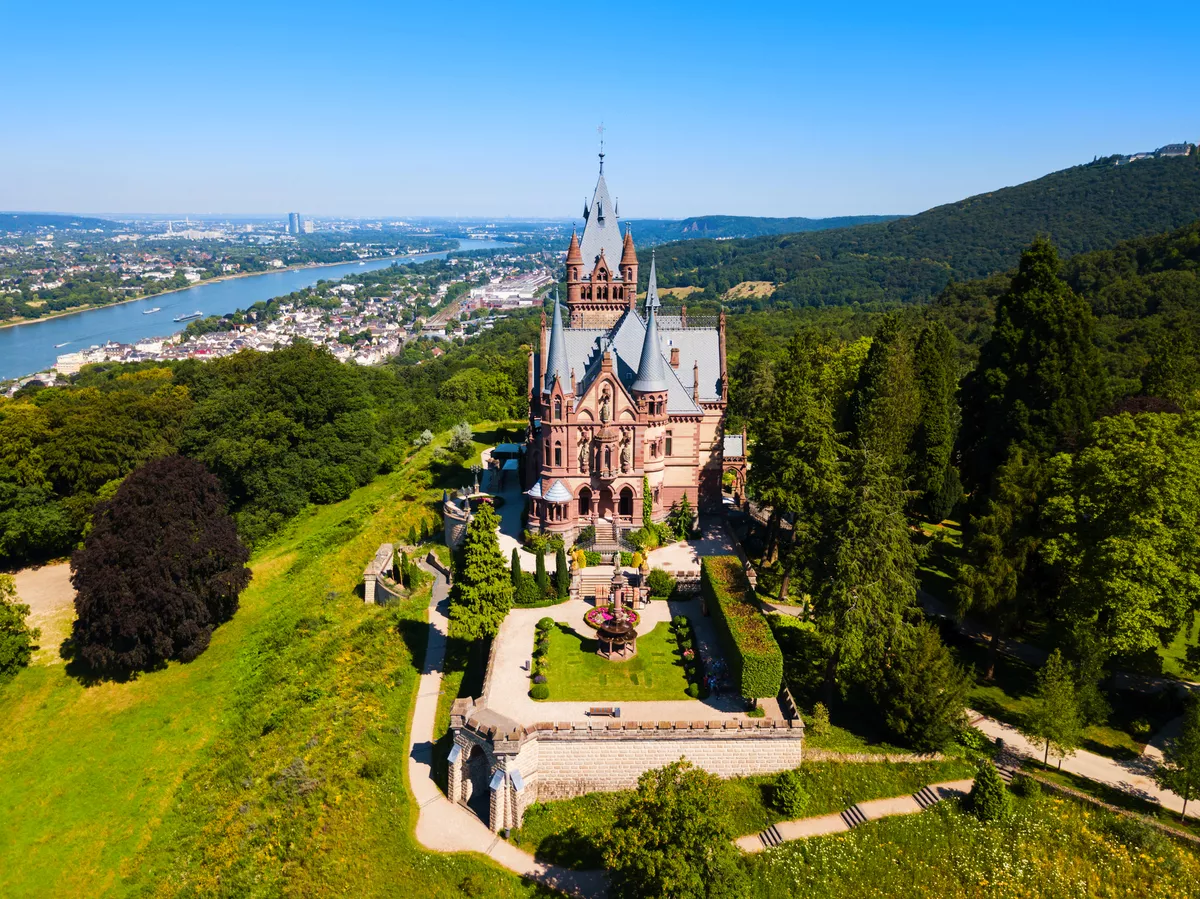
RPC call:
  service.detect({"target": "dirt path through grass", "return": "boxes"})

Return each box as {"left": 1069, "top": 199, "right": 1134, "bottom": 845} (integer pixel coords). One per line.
{"left": 12, "top": 563, "right": 75, "bottom": 664}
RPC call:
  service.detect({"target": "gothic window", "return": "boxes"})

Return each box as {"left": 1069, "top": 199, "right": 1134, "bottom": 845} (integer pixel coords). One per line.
{"left": 665, "top": 431, "right": 673, "bottom": 456}
{"left": 544, "top": 440, "right": 550, "bottom": 464}
{"left": 604, "top": 447, "right": 612, "bottom": 471}
{"left": 554, "top": 442, "right": 562, "bottom": 467}
{"left": 554, "top": 397, "right": 562, "bottom": 421}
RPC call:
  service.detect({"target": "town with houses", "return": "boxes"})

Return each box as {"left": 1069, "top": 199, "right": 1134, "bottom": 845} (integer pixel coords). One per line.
{"left": 10, "top": 251, "right": 554, "bottom": 395}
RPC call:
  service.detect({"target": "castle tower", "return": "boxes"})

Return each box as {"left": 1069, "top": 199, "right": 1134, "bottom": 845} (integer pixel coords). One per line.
{"left": 567, "top": 153, "right": 634, "bottom": 328}
{"left": 631, "top": 252, "right": 669, "bottom": 425}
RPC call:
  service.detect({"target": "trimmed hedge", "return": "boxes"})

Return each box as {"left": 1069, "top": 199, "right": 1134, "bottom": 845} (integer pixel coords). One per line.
{"left": 701, "top": 556, "right": 783, "bottom": 700}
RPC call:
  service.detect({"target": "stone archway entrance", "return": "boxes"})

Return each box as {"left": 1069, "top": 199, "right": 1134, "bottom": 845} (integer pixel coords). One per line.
{"left": 578, "top": 486, "right": 593, "bottom": 519}
{"left": 461, "top": 743, "right": 491, "bottom": 821}
{"left": 618, "top": 485, "right": 634, "bottom": 519}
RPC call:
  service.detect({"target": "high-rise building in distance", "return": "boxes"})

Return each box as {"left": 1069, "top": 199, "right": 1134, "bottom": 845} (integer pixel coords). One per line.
{"left": 302, "top": 219, "right": 314, "bottom": 234}
{"left": 287, "top": 212, "right": 301, "bottom": 234}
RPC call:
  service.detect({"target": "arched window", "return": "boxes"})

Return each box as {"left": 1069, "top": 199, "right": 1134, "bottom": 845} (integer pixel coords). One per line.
{"left": 619, "top": 486, "right": 634, "bottom": 518}
{"left": 554, "top": 442, "right": 562, "bottom": 467}
{"left": 544, "top": 441, "right": 550, "bottom": 464}
{"left": 604, "top": 447, "right": 612, "bottom": 472}
{"left": 664, "top": 431, "right": 673, "bottom": 457}
{"left": 554, "top": 397, "right": 562, "bottom": 421}
{"left": 579, "top": 486, "right": 592, "bottom": 517}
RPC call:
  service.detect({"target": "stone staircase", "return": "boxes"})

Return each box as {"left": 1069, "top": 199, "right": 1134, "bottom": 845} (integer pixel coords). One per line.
{"left": 913, "top": 784, "right": 942, "bottom": 810}
{"left": 840, "top": 804, "right": 868, "bottom": 829}
{"left": 575, "top": 566, "right": 615, "bottom": 602}
{"left": 757, "top": 823, "right": 785, "bottom": 849}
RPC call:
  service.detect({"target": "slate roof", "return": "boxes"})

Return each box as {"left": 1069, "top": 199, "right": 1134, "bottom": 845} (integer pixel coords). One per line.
{"left": 578, "top": 169, "right": 625, "bottom": 279}
{"left": 631, "top": 302, "right": 669, "bottom": 393}
{"left": 525, "top": 478, "right": 572, "bottom": 502}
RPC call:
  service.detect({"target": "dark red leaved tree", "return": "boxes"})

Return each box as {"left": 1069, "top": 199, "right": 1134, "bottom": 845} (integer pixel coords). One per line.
{"left": 71, "top": 455, "right": 251, "bottom": 675}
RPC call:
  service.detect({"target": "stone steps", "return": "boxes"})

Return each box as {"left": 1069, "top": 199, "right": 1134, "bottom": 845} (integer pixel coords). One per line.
{"left": 913, "top": 785, "right": 942, "bottom": 809}
{"left": 757, "top": 823, "right": 784, "bottom": 849}
{"left": 840, "top": 804, "right": 868, "bottom": 829}
{"left": 997, "top": 765, "right": 1016, "bottom": 785}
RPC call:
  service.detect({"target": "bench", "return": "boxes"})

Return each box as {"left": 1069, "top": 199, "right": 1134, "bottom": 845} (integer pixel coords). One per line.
{"left": 587, "top": 706, "right": 620, "bottom": 718}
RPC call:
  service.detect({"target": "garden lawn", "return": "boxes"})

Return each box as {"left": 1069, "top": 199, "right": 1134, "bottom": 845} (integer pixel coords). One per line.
{"left": 540, "top": 622, "right": 689, "bottom": 702}
{"left": 1161, "top": 611, "right": 1200, "bottom": 680}
{"left": 509, "top": 759, "right": 977, "bottom": 868}
{"left": 745, "top": 792, "right": 1200, "bottom": 898}
{"left": 0, "top": 432, "right": 535, "bottom": 899}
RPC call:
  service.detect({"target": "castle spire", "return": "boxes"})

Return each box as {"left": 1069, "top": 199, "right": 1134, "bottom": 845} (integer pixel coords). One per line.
{"left": 543, "top": 290, "right": 570, "bottom": 394}
{"left": 645, "top": 250, "right": 661, "bottom": 310}
{"left": 632, "top": 270, "right": 668, "bottom": 393}
{"left": 567, "top": 228, "right": 582, "bottom": 266}
{"left": 621, "top": 227, "right": 637, "bottom": 267}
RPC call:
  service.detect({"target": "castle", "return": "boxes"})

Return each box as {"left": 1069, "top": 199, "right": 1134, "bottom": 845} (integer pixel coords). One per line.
{"left": 525, "top": 156, "right": 741, "bottom": 539}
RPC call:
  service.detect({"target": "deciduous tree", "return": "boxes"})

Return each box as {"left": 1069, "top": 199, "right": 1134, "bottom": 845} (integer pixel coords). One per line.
{"left": 71, "top": 455, "right": 251, "bottom": 675}
{"left": 1155, "top": 697, "right": 1200, "bottom": 819}
{"left": 603, "top": 760, "right": 745, "bottom": 899}
{"left": 1021, "top": 649, "right": 1083, "bottom": 767}
{"left": 0, "top": 573, "right": 40, "bottom": 679}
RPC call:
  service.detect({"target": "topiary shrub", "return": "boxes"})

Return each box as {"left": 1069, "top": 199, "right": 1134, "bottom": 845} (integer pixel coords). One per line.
{"left": 967, "top": 761, "right": 1012, "bottom": 822}
{"left": 536, "top": 617, "right": 555, "bottom": 632}
{"left": 647, "top": 568, "right": 677, "bottom": 599}
{"left": 809, "top": 702, "right": 831, "bottom": 736}
{"left": 771, "top": 770, "right": 809, "bottom": 818}
{"left": 702, "top": 557, "right": 783, "bottom": 700}
{"left": 529, "top": 683, "right": 549, "bottom": 700}
{"left": 532, "top": 674, "right": 547, "bottom": 685}
{"left": 686, "top": 683, "right": 700, "bottom": 698}
{"left": 1010, "top": 772, "right": 1041, "bottom": 799}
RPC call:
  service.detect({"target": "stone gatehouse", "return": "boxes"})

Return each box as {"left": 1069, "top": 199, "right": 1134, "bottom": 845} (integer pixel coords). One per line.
{"left": 447, "top": 697, "right": 805, "bottom": 832}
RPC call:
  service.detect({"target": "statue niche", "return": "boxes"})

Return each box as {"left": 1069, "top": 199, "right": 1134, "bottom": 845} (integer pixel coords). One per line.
{"left": 620, "top": 428, "right": 632, "bottom": 473}
{"left": 599, "top": 387, "right": 612, "bottom": 424}
{"left": 578, "top": 430, "right": 591, "bottom": 474}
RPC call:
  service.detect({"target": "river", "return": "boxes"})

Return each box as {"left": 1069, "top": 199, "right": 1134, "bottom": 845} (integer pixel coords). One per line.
{"left": 0, "top": 238, "right": 510, "bottom": 380}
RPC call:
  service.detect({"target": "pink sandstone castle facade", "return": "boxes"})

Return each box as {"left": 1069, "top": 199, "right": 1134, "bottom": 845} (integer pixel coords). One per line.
{"left": 524, "top": 156, "right": 743, "bottom": 540}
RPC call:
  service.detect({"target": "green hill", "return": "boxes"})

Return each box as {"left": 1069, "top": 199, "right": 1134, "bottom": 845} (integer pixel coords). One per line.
{"left": 626, "top": 214, "right": 902, "bottom": 245}
{"left": 0, "top": 212, "right": 121, "bottom": 233}
{"left": 649, "top": 153, "right": 1200, "bottom": 307}
{"left": 0, "top": 432, "right": 535, "bottom": 898}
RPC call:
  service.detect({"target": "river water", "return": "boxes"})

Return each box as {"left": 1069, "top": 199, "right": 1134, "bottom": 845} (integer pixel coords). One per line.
{"left": 0, "top": 238, "right": 509, "bottom": 380}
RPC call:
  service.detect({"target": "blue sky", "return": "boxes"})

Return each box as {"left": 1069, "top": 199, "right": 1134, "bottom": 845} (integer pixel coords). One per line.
{"left": 2, "top": 1, "right": 1196, "bottom": 219}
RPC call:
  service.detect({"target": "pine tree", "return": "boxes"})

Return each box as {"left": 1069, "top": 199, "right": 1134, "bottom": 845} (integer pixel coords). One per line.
{"left": 812, "top": 448, "right": 918, "bottom": 700}
{"left": 669, "top": 492, "right": 695, "bottom": 540}
{"left": 878, "top": 621, "right": 969, "bottom": 751}
{"left": 968, "top": 760, "right": 1012, "bottom": 821}
{"left": 407, "top": 524, "right": 418, "bottom": 546}
{"left": 958, "top": 237, "right": 1108, "bottom": 494}
{"left": 448, "top": 503, "right": 512, "bottom": 642}
{"left": 399, "top": 550, "right": 409, "bottom": 588}
{"left": 511, "top": 546, "right": 521, "bottom": 588}
{"left": 555, "top": 545, "right": 569, "bottom": 598}
{"left": 850, "top": 314, "right": 920, "bottom": 472}
{"left": 910, "top": 320, "right": 960, "bottom": 518}
{"left": 1021, "top": 649, "right": 1083, "bottom": 767}
{"left": 535, "top": 548, "right": 549, "bottom": 594}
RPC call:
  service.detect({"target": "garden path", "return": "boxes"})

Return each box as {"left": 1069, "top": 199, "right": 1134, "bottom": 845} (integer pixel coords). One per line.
{"left": 11, "top": 562, "right": 75, "bottom": 665}
{"left": 735, "top": 778, "right": 975, "bottom": 852}
{"left": 969, "top": 710, "right": 1198, "bottom": 820}
{"left": 406, "top": 559, "right": 608, "bottom": 898}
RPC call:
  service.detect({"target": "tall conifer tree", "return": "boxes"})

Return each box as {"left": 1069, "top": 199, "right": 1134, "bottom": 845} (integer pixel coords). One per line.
{"left": 449, "top": 503, "right": 512, "bottom": 641}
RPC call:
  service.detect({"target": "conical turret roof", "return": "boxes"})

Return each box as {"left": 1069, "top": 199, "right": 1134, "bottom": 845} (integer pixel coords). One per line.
{"left": 566, "top": 228, "right": 582, "bottom": 265}
{"left": 620, "top": 227, "right": 637, "bottom": 267}
{"left": 543, "top": 291, "right": 570, "bottom": 394}
{"left": 631, "top": 256, "right": 669, "bottom": 393}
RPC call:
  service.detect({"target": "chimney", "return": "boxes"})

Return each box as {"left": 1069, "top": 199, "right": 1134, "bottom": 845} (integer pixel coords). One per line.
{"left": 670, "top": 347, "right": 680, "bottom": 369}
{"left": 681, "top": 305, "right": 687, "bottom": 328}
{"left": 693, "top": 360, "right": 700, "bottom": 404}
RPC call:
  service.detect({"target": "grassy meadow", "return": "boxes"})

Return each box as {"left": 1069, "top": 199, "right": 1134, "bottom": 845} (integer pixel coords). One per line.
{"left": 0, "top": 429, "right": 538, "bottom": 898}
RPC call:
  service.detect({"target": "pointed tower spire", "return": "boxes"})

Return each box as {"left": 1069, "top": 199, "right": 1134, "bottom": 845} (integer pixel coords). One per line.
{"left": 632, "top": 276, "right": 669, "bottom": 393}
{"left": 543, "top": 290, "right": 570, "bottom": 393}
{"left": 645, "top": 250, "right": 661, "bottom": 311}
{"left": 567, "top": 228, "right": 582, "bottom": 266}
{"left": 621, "top": 227, "right": 637, "bottom": 267}
{"left": 583, "top": 197, "right": 589, "bottom": 220}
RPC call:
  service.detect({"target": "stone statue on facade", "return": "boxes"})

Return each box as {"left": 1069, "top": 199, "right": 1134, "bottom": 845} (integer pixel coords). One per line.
{"left": 599, "top": 388, "right": 612, "bottom": 424}
{"left": 620, "top": 428, "right": 632, "bottom": 473}
{"left": 578, "top": 430, "right": 591, "bottom": 473}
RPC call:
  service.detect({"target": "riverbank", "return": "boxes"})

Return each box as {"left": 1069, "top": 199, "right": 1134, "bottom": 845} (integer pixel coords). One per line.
{"left": 0, "top": 247, "right": 458, "bottom": 332}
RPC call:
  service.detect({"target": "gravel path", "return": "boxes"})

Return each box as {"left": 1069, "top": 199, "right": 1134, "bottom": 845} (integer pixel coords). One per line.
{"left": 11, "top": 563, "right": 75, "bottom": 665}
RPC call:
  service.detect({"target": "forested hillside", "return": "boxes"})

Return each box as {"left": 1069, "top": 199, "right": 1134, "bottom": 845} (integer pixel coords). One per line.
{"left": 0, "top": 315, "right": 538, "bottom": 567}
{"left": 0, "top": 213, "right": 119, "bottom": 233}
{"left": 649, "top": 154, "right": 1200, "bottom": 307}
{"left": 626, "top": 213, "right": 901, "bottom": 245}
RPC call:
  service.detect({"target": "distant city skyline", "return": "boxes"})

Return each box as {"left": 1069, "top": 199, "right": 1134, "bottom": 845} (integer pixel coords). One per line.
{"left": 2, "top": 2, "right": 1197, "bottom": 219}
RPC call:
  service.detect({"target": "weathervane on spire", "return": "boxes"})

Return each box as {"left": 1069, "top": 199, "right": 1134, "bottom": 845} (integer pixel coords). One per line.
{"left": 597, "top": 122, "right": 606, "bottom": 172}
